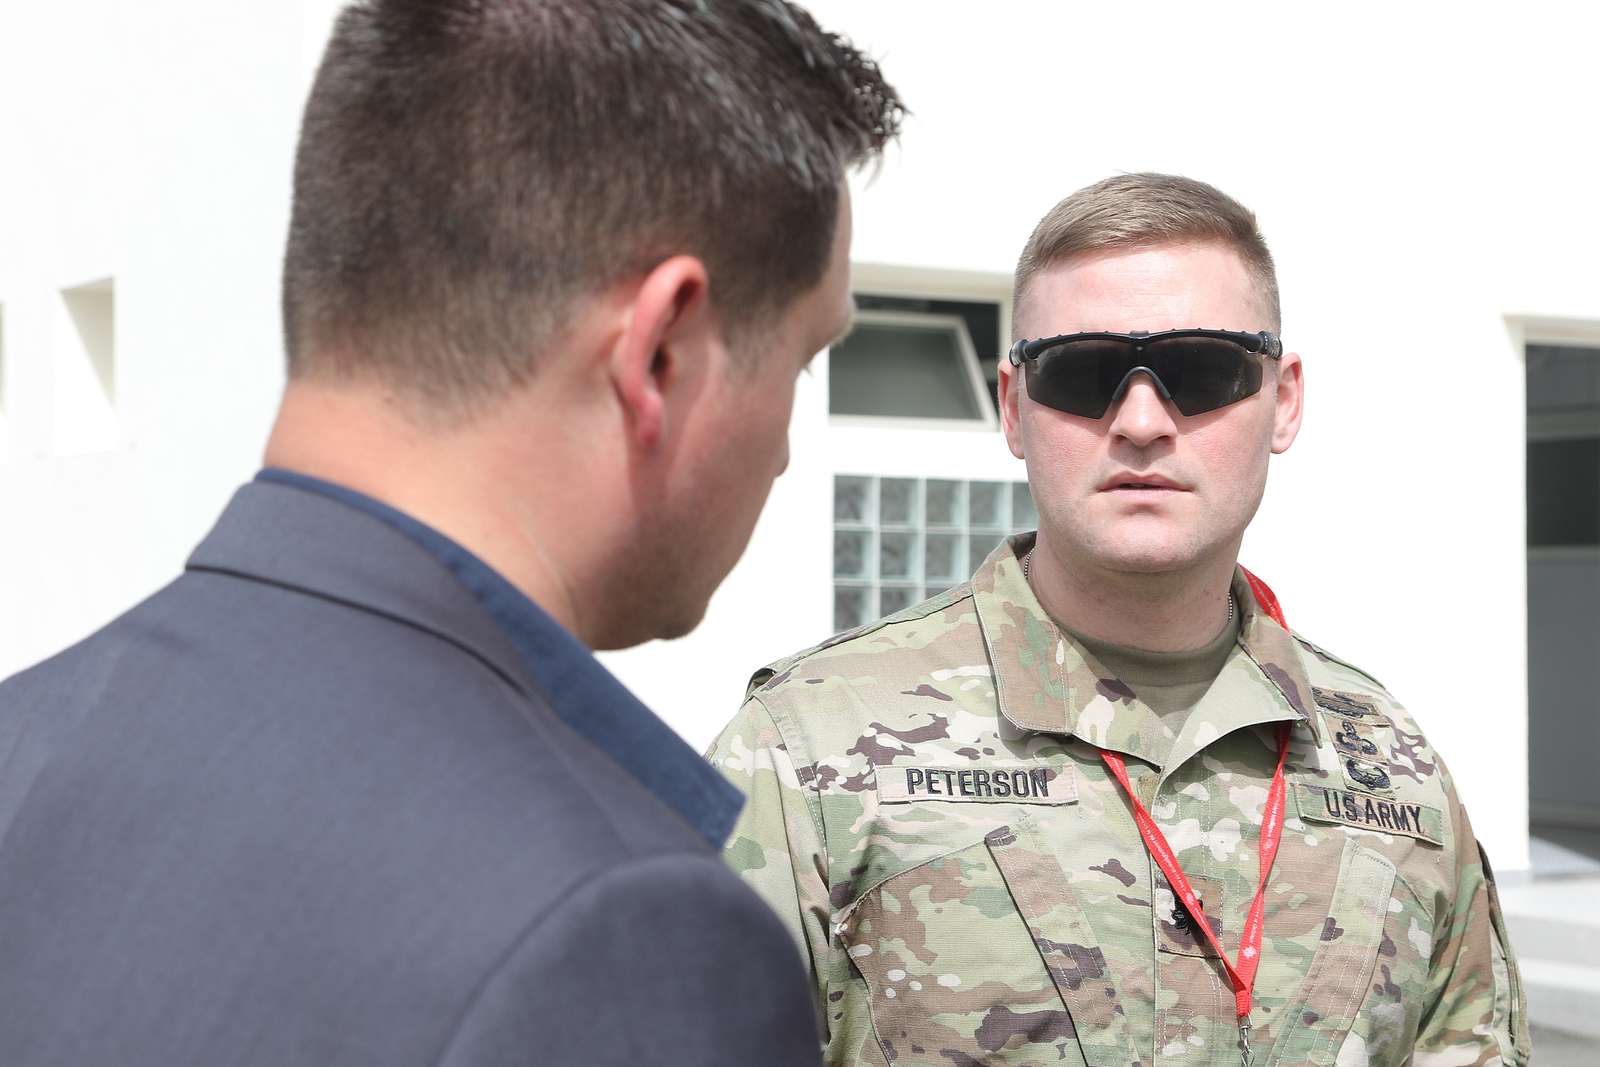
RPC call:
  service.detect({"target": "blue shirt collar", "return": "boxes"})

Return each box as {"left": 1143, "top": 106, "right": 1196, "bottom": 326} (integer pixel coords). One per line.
{"left": 255, "top": 468, "right": 744, "bottom": 849}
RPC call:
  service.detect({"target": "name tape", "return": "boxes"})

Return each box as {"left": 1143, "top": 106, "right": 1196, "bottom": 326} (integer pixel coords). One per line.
{"left": 877, "top": 765, "right": 1076, "bottom": 805}
{"left": 1293, "top": 783, "right": 1443, "bottom": 845}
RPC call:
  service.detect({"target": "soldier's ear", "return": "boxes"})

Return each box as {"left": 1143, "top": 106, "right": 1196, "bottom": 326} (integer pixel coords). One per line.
{"left": 999, "top": 357, "right": 1026, "bottom": 460}
{"left": 1270, "top": 351, "right": 1303, "bottom": 455}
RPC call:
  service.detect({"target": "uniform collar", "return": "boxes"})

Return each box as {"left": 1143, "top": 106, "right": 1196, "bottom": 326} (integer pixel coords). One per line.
{"left": 234, "top": 469, "right": 744, "bottom": 849}
{"left": 973, "top": 534, "right": 1321, "bottom": 766}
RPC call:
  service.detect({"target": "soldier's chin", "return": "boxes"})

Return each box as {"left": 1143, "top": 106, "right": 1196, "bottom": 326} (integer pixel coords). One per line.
{"left": 1094, "top": 540, "right": 1202, "bottom": 576}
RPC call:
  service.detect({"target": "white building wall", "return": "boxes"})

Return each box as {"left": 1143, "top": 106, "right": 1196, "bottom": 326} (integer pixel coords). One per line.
{"left": 2, "top": 2, "right": 279, "bottom": 671}
{"left": 5, "top": 0, "right": 1597, "bottom": 872}
{"left": 606, "top": 1, "right": 1600, "bottom": 874}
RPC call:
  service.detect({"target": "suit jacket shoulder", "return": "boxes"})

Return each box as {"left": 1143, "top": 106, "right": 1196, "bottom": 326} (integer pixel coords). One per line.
{"left": 0, "top": 482, "right": 814, "bottom": 1066}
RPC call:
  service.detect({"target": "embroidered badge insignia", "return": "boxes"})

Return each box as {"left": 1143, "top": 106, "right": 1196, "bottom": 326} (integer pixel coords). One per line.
{"left": 1312, "top": 687, "right": 1381, "bottom": 719}
{"left": 1333, "top": 718, "right": 1381, "bottom": 758}
{"left": 1155, "top": 873, "right": 1226, "bottom": 958}
{"left": 1344, "top": 756, "right": 1392, "bottom": 793}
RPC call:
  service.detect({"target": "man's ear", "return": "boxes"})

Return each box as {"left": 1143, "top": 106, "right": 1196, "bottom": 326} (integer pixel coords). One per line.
{"left": 1270, "top": 350, "right": 1304, "bottom": 454}
{"left": 998, "top": 355, "right": 1027, "bottom": 460}
{"left": 609, "top": 255, "right": 712, "bottom": 451}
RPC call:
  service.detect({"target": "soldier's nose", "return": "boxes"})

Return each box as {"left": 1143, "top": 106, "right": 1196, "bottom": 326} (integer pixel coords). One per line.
{"left": 1107, "top": 374, "right": 1178, "bottom": 447}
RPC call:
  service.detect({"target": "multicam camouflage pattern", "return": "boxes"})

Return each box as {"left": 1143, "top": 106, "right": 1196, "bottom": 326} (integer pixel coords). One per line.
{"left": 708, "top": 535, "right": 1528, "bottom": 1067}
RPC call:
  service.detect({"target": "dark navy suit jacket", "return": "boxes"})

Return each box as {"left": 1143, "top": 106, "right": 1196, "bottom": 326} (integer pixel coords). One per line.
{"left": 0, "top": 476, "right": 819, "bottom": 1066}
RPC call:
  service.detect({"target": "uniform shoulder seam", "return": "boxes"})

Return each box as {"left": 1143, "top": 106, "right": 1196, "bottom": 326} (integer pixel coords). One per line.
{"left": 744, "top": 692, "right": 830, "bottom": 865}
{"left": 1291, "top": 631, "right": 1389, "bottom": 693}
{"left": 746, "top": 584, "right": 974, "bottom": 698}
{"left": 744, "top": 692, "right": 814, "bottom": 779}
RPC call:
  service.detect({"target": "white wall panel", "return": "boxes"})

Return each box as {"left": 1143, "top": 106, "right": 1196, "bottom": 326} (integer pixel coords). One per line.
{"left": 7, "top": 0, "right": 1598, "bottom": 871}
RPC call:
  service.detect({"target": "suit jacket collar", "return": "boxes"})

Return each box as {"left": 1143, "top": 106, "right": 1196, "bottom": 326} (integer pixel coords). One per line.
{"left": 188, "top": 479, "right": 530, "bottom": 692}
{"left": 186, "top": 475, "right": 743, "bottom": 849}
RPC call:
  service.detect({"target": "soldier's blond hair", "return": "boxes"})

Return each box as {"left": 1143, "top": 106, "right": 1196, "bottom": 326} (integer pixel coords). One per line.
{"left": 1012, "top": 173, "right": 1281, "bottom": 336}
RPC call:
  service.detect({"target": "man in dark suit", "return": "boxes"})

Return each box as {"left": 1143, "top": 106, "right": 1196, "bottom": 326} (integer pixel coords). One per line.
{"left": 0, "top": 1, "right": 900, "bottom": 1063}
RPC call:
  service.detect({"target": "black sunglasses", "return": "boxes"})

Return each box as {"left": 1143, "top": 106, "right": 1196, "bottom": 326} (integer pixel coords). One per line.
{"left": 1008, "top": 328, "right": 1283, "bottom": 419}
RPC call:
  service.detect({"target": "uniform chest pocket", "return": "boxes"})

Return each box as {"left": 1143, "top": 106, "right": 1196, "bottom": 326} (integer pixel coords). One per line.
{"left": 1265, "top": 835, "right": 1437, "bottom": 1066}
{"left": 835, "top": 820, "right": 1139, "bottom": 1067}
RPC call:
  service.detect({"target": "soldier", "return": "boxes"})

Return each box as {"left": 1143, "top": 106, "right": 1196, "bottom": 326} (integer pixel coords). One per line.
{"left": 708, "top": 174, "right": 1527, "bottom": 1067}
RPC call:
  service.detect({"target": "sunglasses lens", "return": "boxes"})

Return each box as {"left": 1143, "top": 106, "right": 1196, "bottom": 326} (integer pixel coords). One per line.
{"left": 1145, "top": 338, "right": 1264, "bottom": 416}
{"left": 1025, "top": 337, "right": 1265, "bottom": 418}
{"left": 1023, "top": 339, "right": 1131, "bottom": 418}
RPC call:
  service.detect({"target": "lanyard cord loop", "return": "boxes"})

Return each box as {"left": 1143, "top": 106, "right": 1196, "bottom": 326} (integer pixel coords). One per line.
{"left": 1097, "top": 568, "right": 1291, "bottom": 1058}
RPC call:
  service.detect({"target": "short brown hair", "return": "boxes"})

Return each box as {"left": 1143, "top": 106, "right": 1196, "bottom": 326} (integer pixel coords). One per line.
{"left": 282, "top": 0, "right": 902, "bottom": 412}
{"left": 1012, "top": 173, "right": 1280, "bottom": 336}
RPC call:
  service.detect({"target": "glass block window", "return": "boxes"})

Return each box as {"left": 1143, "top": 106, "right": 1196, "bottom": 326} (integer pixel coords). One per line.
{"left": 832, "top": 474, "right": 1036, "bottom": 631}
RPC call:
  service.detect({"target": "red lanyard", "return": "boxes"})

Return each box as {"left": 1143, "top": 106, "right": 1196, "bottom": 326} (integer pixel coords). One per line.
{"left": 1098, "top": 568, "right": 1290, "bottom": 1066}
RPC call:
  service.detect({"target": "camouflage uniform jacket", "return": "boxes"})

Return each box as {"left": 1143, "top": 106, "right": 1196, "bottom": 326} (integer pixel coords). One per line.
{"left": 707, "top": 536, "right": 1528, "bottom": 1067}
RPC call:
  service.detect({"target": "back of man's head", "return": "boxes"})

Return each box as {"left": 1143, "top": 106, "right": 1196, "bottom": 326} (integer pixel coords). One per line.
{"left": 282, "top": 0, "right": 901, "bottom": 415}
{"left": 1012, "top": 173, "right": 1280, "bottom": 336}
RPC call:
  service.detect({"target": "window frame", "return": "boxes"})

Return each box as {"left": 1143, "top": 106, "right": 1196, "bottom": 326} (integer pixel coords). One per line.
{"left": 827, "top": 307, "right": 1001, "bottom": 432}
